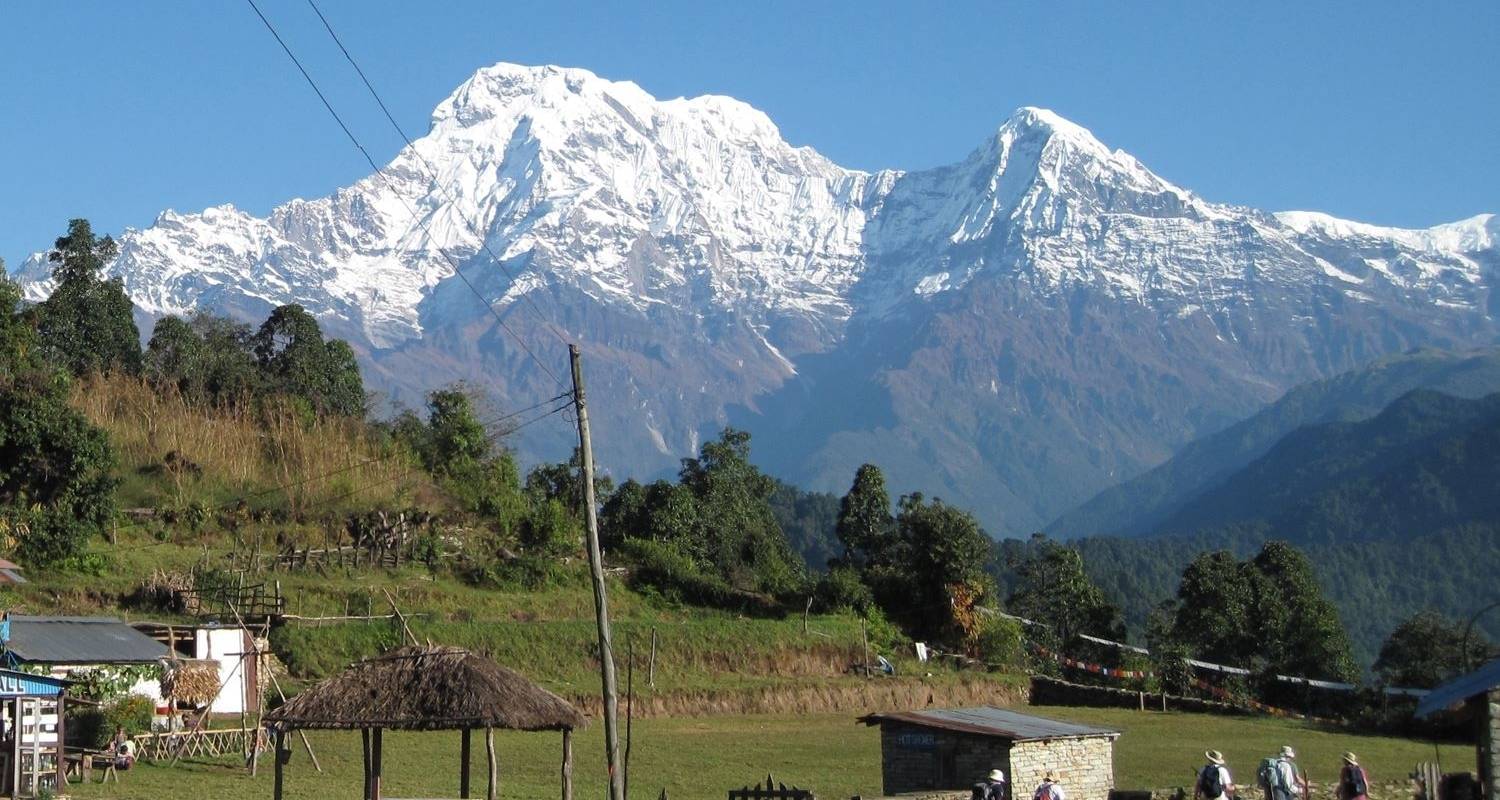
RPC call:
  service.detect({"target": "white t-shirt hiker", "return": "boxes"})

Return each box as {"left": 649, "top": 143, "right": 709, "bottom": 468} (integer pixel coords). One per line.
{"left": 1197, "top": 750, "right": 1234, "bottom": 800}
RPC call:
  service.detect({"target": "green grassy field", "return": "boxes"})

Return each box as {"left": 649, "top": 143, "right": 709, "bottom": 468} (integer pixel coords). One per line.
{"left": 70, "top": 707, "right": 1468, "bottom": 800}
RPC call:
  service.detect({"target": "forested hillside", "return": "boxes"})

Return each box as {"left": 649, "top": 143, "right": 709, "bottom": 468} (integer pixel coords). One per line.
{"left": 1048, "top": 348, "right": 1500, "bottom": 539}
{"left": 1047, "top": 390, "right": 1500, "bottom": 665}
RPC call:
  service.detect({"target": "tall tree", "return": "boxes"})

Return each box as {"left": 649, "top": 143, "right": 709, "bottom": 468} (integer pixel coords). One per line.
{"left": 836, "top": 464, "right": 896, "bottom": 568}
{"left": 35, "top": 219, "right": 141, "bottom": 376}
{"left": 677, "top": 428, "right": 805, "bottom": 596}
{"left": 891, "top": 493, "right": 996, "bottom": 639}
{"left": 1162, "top": 540, "right": 1357, "bottom": 681}
{"left": 0, "top": 272, "right": 42, "bottom": 380}
{"left": 252, "top": 304, "right": 365, "bottom": 416}
{"left": 1374, "top": 610, "right": 1495, "bottom": 688}
{"left": 1007, "top": 537, "right": 1126, "bottom": 646}
{"left": 144, "top": 315, "right": 205, "bottom": 395}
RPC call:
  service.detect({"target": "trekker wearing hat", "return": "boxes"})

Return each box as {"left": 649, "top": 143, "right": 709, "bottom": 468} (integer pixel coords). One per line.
{"left": 1034, "top": 771, "right": 1066, "bottom": 800}
{"left": 1272, "top": 746, "right": 1306, "bottom": 800}
{"left": 973, "top": 769, "right": 1007, "bottom": 800}
{"left": 1336, "top": 753, "right": 1369, "bottom": 800}
{"left": 1196, "top": 750, "right": 1235, "bottom": 800}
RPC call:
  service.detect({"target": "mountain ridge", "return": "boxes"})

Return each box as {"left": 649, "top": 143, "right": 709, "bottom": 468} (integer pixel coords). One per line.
{"left": 11, "top": 62, "right": 1499, "bottom": 535}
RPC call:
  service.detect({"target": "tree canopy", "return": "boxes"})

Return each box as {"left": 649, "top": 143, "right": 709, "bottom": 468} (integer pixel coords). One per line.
{"left": 35, "top": 219, "right": 141, "bottom": 376}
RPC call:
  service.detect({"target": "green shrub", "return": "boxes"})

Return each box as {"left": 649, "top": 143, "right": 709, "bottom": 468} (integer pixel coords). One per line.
{"left": 972, "top": 614, "right": 1024, "bottom": 670}
{"left": 814, "top": 566, "right": 875, "bottom": 614}
{"left": 69, "top": 694, "right": 155, "bottom": 749}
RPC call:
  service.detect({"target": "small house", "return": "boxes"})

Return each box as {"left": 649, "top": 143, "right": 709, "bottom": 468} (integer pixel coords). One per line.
{"left": 0, "top": 615, "right": 169, "bottom": 701}
{"left": 133, "top": 622, "right": 261, "bottom": 717}
{"left": 859, "top": 707, "right": 1120, "bottom": 800}
{"left": 1416, "top": 657, "right": 1500, "bottom": 800}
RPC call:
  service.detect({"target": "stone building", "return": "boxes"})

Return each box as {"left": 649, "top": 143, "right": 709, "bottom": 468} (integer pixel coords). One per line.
{"left": 859, "top": 707, "right": 1120, "bottom": 800}
{"left": 1417, "top": 658, "right": 1500, "bottom": 799}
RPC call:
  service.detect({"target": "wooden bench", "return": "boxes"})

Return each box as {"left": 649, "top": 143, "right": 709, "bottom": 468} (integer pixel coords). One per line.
{"left": 63, "top": 749, "right": 120, "bottom": 784}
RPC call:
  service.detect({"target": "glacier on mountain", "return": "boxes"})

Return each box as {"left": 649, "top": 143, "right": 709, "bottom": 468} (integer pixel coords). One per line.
{"left": 10, "top": 62, "right": 1497, "bottom": 535}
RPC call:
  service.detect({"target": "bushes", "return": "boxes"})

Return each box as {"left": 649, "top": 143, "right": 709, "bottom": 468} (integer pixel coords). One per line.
{"left": 68, "top": 693, "right": 155, "bottom": 749}
{"left": 621, "top": 539, "right": 782, "bottom": 616}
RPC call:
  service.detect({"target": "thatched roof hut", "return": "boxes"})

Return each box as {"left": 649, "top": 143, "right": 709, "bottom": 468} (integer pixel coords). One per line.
{"left": 266, "top": 645, "right": 584, "bottom": 732}
{"left": 263, "top": 646, "right": 585, "bottom": 800}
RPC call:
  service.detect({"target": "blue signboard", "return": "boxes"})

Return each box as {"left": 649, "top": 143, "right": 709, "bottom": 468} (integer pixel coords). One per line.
{"left": 0, "top": 670, "right": 66, "bottom": 697}
{"left": 895, "top": 732, "right": 938, "bottom": 751}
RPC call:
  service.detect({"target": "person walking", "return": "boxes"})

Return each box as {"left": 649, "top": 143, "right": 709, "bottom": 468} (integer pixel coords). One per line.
{"left": 1197, "top": 750, "right": 1235, "bottom": 800}
{"left": 1337, "top": 753, "right": 1369, "bottom": 800}
{"left": 973, "top": 768, "right": 1007, "bottom": 800}
{"left": 1272, "top": 746, "right": 1306, "bottom": 800}
{"left": 1034, "top": 771, "right": 1066, "bottom": 800}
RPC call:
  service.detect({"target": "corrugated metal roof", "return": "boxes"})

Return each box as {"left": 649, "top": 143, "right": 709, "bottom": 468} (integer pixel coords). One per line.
{"left": 4, "top": 616, "right": 170, "bottom": 665}
{"left": 859, "top": 706, "right": 1120, "bottom": 742}
{"left": 1416, "top": 658, "right": 1500, "bottom": 719}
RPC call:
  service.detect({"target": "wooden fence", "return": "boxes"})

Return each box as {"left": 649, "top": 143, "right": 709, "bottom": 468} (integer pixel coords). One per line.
{"left": 137, "top": 727, "right": 266, "bottom": 762}
{"left": 174, "top": 580, "right": 284, "bottom": 621}
{"left": 729, "top": 774, "right": 815, "bottom": 800}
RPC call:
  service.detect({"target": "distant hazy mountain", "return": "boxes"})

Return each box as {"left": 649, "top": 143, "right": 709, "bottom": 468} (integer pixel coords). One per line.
{"left": 1048, "top": 348, "right": 1500, "bottom": 539}
{"left": 12, "top": 63, "right": 1499, "bottom": 534}
{"left": 1156, "top": 389, "right": 1500, "bottom": 541}
{"left": 1059, "top": 388, "right": 1500, "bottom": 664}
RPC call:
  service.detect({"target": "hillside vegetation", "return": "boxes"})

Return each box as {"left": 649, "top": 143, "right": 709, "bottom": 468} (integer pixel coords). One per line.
{"left": 1049, "top": 390, "right": 1500, "bottom": 665}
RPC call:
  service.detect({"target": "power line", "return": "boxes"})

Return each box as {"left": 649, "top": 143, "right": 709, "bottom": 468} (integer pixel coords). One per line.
{"left": 303, "top": 0, "right": 573, "bottom": 353}
{"left": 242, "top": 0, "right": 568, "bottom": 392}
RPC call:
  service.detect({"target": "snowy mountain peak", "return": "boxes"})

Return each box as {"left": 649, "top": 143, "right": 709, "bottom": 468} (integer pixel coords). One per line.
{"left": 1276, "top": 210, "right": 1498, "bottom": 254}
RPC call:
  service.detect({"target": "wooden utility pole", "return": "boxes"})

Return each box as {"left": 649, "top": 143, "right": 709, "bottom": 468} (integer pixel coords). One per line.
{"left": 570, "top": 344, "right": 625, "bottom": 800}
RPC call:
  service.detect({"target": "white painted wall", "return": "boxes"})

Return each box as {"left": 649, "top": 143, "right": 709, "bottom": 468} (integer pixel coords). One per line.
{"left": 194, "top": 628, "right": 250, "bottom": 715}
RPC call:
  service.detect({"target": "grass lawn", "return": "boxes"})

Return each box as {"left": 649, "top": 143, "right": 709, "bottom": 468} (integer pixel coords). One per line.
{"left": 70, "top": 707, "right": 1468, "bottom": 800}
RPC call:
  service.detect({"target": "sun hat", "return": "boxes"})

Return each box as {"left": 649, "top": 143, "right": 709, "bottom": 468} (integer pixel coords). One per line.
{"left": 989, "top": 769, "right": 1006, "bottom": 783}
{"left": 1045, "top": 771, "right": 1059, "bottom": 782}
{"left": 1280, "top": 746, "right": 1296, "bottom": 759}
{"left": 1342, "top": 752, "right": 1358, "bottom": 766}
{"left": 1206, "top": 750, "right": 1226, "bottom": 765}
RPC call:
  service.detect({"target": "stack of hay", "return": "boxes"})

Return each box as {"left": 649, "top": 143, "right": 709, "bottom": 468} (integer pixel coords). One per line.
{"left": 161, "top": 660, "right": 222, "bottom": 706}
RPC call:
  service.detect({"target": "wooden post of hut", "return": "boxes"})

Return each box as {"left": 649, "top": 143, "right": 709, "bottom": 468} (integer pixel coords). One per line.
{"left": 461, "top": 728, "right": 472, "bottom": 798}
{"left": 263, "top": 646, "right": 586, "bottom": 800}
{"left": 562, "top": 729, "right": 573, "bottom": 800}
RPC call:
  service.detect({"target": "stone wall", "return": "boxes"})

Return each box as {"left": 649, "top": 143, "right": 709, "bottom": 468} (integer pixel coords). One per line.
{"left": 1010, "top": 737, "right": 1116, "bottom": 800}
{"left": 876, "top": 722, "right": 1115, "bottom": 800}
{"left": 1482, "top": 689, "right": 1499, "bottom": 800}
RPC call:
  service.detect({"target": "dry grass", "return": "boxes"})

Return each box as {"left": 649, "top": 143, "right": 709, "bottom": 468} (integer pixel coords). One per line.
{"left": 71, "top": 374, "right": 433, "bottom": 514}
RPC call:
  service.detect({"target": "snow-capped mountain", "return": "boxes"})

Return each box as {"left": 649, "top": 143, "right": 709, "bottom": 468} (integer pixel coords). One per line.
{"left": 13, "top": 63, "right": 1499, "bottom": 536}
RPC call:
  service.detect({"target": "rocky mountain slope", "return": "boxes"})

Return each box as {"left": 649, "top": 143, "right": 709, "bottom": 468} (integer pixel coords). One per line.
{"left": 12, "top": 63, "right": 1499, "bottom": 534}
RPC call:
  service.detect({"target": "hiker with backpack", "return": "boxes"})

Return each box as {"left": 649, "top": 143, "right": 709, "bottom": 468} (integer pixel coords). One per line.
{"left": 1034, "top": 771, "right": 1066, "bottom": 800}
{"left": 1337, "top": 753, "right": 1369, "bottom": 800}
{"left": 1257, "top": 746, "right": 1306, "bottom": 800}
{"left": 972, "top": 769, "right": 1007, "bottom": 800}
{"left": 1196, "top": 750, "right": 1235, "bottom": 800}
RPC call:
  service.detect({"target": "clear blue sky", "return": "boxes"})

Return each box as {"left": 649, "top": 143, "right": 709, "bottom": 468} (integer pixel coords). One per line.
{"left": 2, "top": 1, "right": 1496, "bottom": 269}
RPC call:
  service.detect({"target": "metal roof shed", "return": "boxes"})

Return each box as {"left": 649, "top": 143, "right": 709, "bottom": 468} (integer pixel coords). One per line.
{"left": 859, "top": 707, "right": 1121, "bottom": 800}
{"left": 1415, "top": 658, "right": 1500, "bottom": 800}
{"left": 1, "top": 616, "right": 170, "bottom": 666}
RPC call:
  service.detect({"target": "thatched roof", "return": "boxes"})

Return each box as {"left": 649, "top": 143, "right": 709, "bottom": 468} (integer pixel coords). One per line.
{"left": 161, "top": 659, "right": 222, "bottom": 704}
{"left": 264, "top": 646, "right": 586, "bottom": 732}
